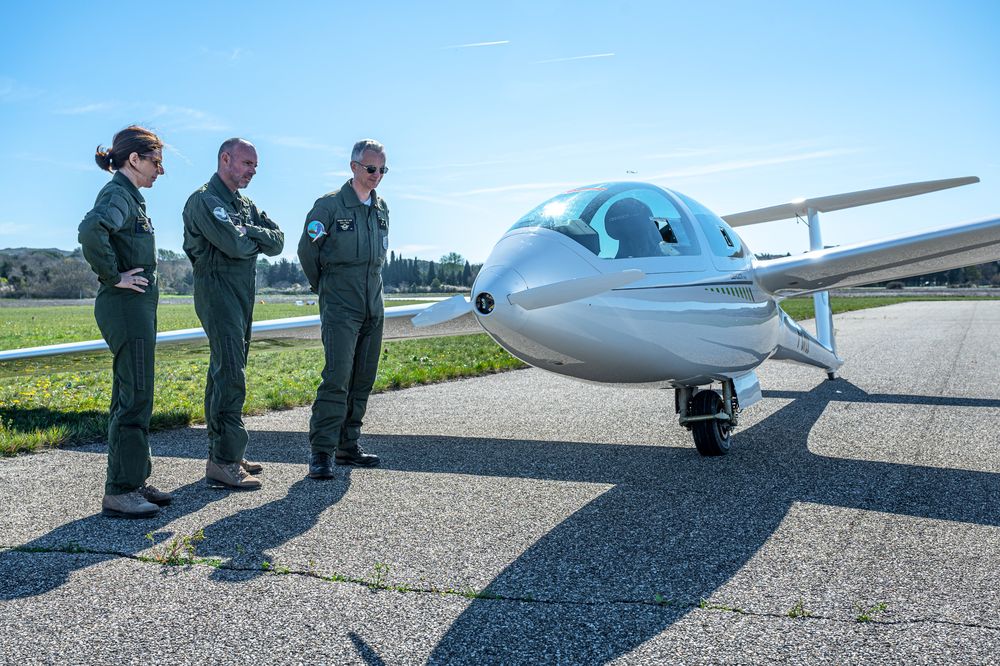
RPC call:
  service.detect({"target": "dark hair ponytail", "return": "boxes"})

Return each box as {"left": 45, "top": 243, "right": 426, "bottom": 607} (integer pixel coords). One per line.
{"left": 95, "top": 125, "right": 163, "bottom": 172}
{"left": 95, "top": 146, "right": 115, "bottom": 171}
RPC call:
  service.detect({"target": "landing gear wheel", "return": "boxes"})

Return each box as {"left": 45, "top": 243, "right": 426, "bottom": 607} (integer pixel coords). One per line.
{"left": 691, "top": 390, "right": 731, "bottom": 457}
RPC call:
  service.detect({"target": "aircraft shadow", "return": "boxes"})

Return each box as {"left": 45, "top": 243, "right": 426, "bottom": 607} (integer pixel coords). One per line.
{"left": 391, "top": 379, "right": 1000, "bottom": 664}
{"left": 4, "top": 379, "right": 998, "bottom": 664}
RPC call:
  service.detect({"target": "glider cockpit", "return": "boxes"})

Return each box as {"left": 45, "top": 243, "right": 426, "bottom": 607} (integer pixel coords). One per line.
{"left": 508, "top": 182, "right": 749, "bottom": 272}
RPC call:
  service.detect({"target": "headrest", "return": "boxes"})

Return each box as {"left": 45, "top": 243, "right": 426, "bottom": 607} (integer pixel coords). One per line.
{"left": 605, "top": 198, "right": 653, "bottom": 239}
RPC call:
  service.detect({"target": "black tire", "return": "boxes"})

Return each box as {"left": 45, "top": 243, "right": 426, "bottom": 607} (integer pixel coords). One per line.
{"left": 690, "top": 390, "right": 731, "bottom": 457}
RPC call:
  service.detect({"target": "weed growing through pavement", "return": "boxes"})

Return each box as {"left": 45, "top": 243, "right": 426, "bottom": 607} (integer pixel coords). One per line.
{"left": 854, "top": 601, "right": 888, "bottom": 623}
{"left": 142, "top": 529, "right": 220, "bottom": 567}
{"left": 787, "top": 598, "right": 813, "bottom": 619}
{"left": 698, "top": 598, "right": 746, "bottom": 614}
{"left": 371, "top": 561, "right": 390, "bottom": 588}
{"left": 14, "top": 541, "right": 90, "bottom": 554}
{"left": 454, "top": 585, "right": 501, "bottom": 600}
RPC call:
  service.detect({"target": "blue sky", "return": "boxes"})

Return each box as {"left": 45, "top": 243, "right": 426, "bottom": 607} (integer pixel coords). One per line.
{"left": 1, "top": 1, "right": 997, "bottom": 263}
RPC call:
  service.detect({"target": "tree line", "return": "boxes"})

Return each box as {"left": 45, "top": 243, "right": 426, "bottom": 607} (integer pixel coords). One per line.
{"left": 754, "top": 253, "right": 1000, "bottom": 289}
{"left": 3, "top": 247, "right": 997, "bottom": 299}
{"left": 0, "top": 248, "right": 483, "bottom": 298}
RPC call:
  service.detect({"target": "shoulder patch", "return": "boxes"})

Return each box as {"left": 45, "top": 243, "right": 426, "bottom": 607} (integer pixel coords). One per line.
{"left": 307, "top": 220, "right": 327, "bottom": 242}
{"left": 213, "top": 206, "right": 230, "bottom": 222}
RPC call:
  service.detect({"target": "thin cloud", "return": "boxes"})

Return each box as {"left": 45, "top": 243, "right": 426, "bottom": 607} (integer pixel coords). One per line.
{"left": 0, "top": 77, "right": 42, "bottom": 103}
{"left": 17, "top": 154, "right": 93, "bottom": 172}
{"left": 402, "top": 158, "right": 515, "bottom": 172}
{"left": 163, "top": 143, "right": 193, "bottom": 166}
{"left": 150, "top": 105, "right": 229, "bottom": 132}
{"left": 645, "top": 149, "right": 861, "bottom": 181}
{"left": 396, "top": 192, "right": 490, "bottom": 213}
{"left": 0, "top": 221, "right": 32, "bottom": 235}
{"left": 642, "top": 148, "right": 722, "bottom": 160}
{"left": 443, "top": 40, "right": 510, "bottom": 49}
{"left": 452, "top": 182, "right": 577, "bottom": 197}
{"left": 324, "top": 170, "right": 352, "bottom": 178}
{"left": 201, "top": 46, "right": 246, "bottom": 62}
{"left": 266, "top": 135, "right": 347, "bottom": 154}
{"left": 391, "top": 244, "right": 439, "bottom": 257}
{"left": 55, "top": 102, "right": 115, "bottom": 115}
{"left": 535, "top": 53, "right": 615, "bottom": 64}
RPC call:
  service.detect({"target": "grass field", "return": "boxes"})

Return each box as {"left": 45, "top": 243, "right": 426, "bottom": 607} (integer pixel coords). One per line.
{"left": 2, "top": 295, "right": 996, "bottom": 456}
{"left": 778, "top": 294, "right": 999, "bottom": 321}
{"left": 1, "top": 332, "right": 525, "bottom": 455}
{"left": 0, "top": 300, "right": 429, "bottom": 350}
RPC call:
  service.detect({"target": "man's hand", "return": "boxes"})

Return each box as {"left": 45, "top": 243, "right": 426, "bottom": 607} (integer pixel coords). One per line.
{"left": 115, "top": 267, "right": 148, "bottom": 293}
{"left": 237, "top": 225, "right": 248, "bottom": 235}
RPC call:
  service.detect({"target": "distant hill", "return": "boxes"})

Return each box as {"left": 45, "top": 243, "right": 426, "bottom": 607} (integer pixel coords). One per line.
{"left": 0, "top": 247, "right": 76, "bottom": 257}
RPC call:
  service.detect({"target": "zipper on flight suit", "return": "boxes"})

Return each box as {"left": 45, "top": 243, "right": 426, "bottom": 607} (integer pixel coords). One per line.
{"left": 363, "top": 204, "right": 371, "bottom": 320}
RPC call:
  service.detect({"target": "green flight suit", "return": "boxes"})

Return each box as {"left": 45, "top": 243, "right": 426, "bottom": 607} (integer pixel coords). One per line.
{"left": 78, "top": 171, "right": 158, "bottom": 496}
{"left": 297, "top": 180, "right": 389, "bottom": 454}
{"left": 183, "top": 173, "right": 284, "bottom": 464}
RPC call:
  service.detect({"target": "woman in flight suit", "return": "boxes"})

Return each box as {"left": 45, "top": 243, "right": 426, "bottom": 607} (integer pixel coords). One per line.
{"left": 78, "top": 125, "right": 170, "bottom": 518}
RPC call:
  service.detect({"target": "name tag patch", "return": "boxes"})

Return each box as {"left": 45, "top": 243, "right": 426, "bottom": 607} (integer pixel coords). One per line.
{"left": 336, "top": 218, "right": 355, "bottom": 232}
{"left": 134, "top": 218, "right": 154, "bottom": 234}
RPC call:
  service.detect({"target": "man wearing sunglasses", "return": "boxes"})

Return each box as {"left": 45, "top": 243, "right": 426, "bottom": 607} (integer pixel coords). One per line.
{"left": 298, "top": 139, "right": 391, "bottom": 478}
{"left": 183, "top": 138, "right": 285, "bottom": 490}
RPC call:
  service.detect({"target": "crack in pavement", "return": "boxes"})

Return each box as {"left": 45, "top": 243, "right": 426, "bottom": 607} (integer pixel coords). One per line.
{"left": 4, "top": 545, "right": 999, "bottom": 633}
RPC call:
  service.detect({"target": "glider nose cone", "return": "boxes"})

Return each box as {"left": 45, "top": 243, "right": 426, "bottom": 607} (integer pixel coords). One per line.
{"left": 472, "top": 264, "right": 528, "bottom": 336}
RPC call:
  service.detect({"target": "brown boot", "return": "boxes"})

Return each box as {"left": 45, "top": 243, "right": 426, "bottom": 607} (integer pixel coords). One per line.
{"left": 137, "top": 482, "right": 173, "bottom": 506}
{"left": 240, "top": 458, "right": 263, "bottom": 474}
{"left": 102, "top": 490, "right": 160, "bottom": 519}
{"left": 206, "top": 459, "right": 262, "bottom": 490}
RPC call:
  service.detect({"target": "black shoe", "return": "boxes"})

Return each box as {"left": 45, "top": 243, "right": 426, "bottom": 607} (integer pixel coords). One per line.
{"left": 308, "top": 451, "right": 336, "bottom": 479}
{"left": 335, "top": 445, "right": 380, "bottom": 467}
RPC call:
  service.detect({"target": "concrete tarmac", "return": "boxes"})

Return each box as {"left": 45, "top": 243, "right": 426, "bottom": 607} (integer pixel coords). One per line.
{"left": 1, "top": 301, "right": 999, "bottom": 664}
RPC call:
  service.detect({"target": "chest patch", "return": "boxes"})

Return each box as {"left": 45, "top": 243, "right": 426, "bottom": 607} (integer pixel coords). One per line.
{"left": 134, "top": 218, "right": 154, "bottom": 234}
{"left": 382, "top": 235, "right": 389, "bottom": 250}
{"left": 377, "top": 215, "right": 388, "bottom": 230}
{"left": 335, "top": 218, "right": 355, "bottom": 232}
{"left": 213, "top": 206, "right": 230, "bottom": 222}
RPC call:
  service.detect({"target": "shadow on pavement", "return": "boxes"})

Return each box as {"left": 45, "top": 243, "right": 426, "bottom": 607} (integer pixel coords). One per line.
{"left": 4, "top": 380, "right": 999, "bottom": 664}
{"left": 201, "top": 475, "right": 351, "bottom": 580}
{"left": 402, "top": 380, "right": 1000, "bottom": 664}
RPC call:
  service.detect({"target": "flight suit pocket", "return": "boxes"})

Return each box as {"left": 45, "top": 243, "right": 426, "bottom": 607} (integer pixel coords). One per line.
{"left": 378, "top": 230, "right": 388, "bottom": 264}
{"left": 376, "top": 211, "right": 389, "bottom": 264}
{"left": 134, "top": 338, "right": 146, "bottom": 391}
{"left": 133, "top": 214, "right": 157, "bottom": 265}
{"left": 323, "top": 217, "right": 359, "bottom": 264}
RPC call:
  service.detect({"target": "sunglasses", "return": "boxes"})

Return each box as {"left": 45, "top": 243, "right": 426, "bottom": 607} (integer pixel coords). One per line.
{"left": 353, "top": 161, "right": 389, "bottom": 175}
{"left": 141, "top": 153, "right": 163, "bottom": 169}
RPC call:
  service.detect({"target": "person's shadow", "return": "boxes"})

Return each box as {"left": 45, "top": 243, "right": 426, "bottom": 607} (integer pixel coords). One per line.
{"left": 0, "top": 429, "right": 348, "bottom": 600}
{"left": 200, "top": 474, "right": 351, "bottom": 579}
{"left": 0, "top": 478, "right": 220, "bottom": 601}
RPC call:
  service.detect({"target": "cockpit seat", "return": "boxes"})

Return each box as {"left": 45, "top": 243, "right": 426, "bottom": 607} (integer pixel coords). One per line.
{"left": 604, "top": 198, "right": 662, "bottom": 259}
